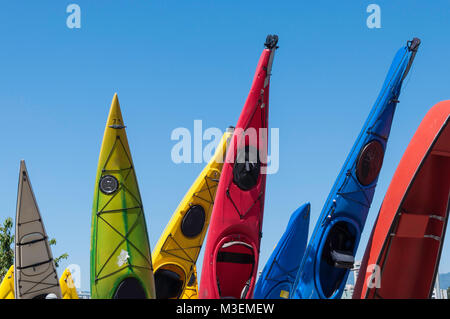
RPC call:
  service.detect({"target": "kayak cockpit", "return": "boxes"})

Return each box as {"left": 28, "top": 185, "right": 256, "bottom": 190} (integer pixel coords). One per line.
{"left": 216, "top": 241, "right": 255, "bottom": 299}
{"left": 154, "top": 266, "right": 185, "bottom": 299}
{"left": 319, "top": 221, "right": 357, "bottom": 298}
{"left": 113, "top": 277, "right": 146, "bottom": 299}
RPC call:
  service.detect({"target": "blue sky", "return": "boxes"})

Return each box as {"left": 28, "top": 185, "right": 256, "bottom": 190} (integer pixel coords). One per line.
{"left": 1, "top": 1, "right": 449, "bottom": 291}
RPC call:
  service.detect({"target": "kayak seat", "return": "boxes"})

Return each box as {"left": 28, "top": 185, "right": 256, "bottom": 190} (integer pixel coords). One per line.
{"left": 154, "top": 269, "right": 183, "bottom": 299}
{"left": 216, "top": 241, "right": 255, "bottom": 299}
{"left": 330, "top": 250, "right": 355, "bottom": 269}
{"left": 114, "top": 277, "right": 146, "bottom": 299}
{"left": 322, "top": 222, "right": 356, "bottom": 267}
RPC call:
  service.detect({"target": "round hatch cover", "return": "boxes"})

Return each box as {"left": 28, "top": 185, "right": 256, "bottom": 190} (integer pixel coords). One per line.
{"left": 233, "top": 145, "right": 261, "bottom": 191}
{"left": 356, "top": 140, "right": 384, "bottom": 186}
{"left": 181, "top": 205, "right": 206, "bottom": 238}
{"left": 99, "top": 175, "right": 119, "bottom": 195}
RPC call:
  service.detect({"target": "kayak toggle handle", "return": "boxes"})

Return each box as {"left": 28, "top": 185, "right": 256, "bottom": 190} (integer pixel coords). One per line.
{"left": 407, "top": 37, "right": 421, "bottom": 52}
{"left": 264, "top": 34, "right": 279, "bottom": 49}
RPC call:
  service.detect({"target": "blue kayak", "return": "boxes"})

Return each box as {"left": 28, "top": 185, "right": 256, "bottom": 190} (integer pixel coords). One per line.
{"left": 254, "top": 203, "right": 310, "bottom": 299}
{"left": 291, "top": 38, "right": 421, "bottom": 299}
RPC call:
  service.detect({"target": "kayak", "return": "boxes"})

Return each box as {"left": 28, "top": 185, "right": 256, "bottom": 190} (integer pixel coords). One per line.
{"left": 199, "top": 34, "right": 278, "bottom": 299}
{"left": 152, "top": 128, "right": 233, "bottom": 299}
{"left": 291, "top": 38, "right": 421, "bottom": 299}
{"left": 180, "top": 265, "right": 199, "bottom": 299}
{"left": 15, "top": 160, "right": 62, "bottom": 299}
{"left": 254, "top": 203, "right": 310, "bottom": 299}
{"left": 90, "top": 94, "right": 155, "bottom": 299}
{"left": 0, "top": 265, "right": 14, "bottom": 299}
{"left": 353, "top": 101, "right": 450, "bottom": 299}
{"left": 60, "top": 269, "right": 79, "bottom": 299}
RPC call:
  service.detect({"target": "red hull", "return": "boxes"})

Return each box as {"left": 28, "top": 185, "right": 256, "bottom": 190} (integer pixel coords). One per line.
{"left": 199, "top": 36, "right": 278, "bottom": 299}
{"left": 353, "top": 101, "right": 450, "bottom": 299}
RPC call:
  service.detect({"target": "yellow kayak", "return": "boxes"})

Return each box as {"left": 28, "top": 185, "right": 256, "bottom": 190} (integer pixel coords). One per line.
{"left": 0, "top": 265, "right": 14, "bottom": 299}
{"left": 152, "top": 128, "right": 233, "bottom": 299}
{"left": 90, "top": 94, "right": 155, "bottom": 299}
{"left": 180, "top": 265, "right": 198, "bottom": 299}
{"left": 59, "top": 269, "right": 79, "bottom": 299}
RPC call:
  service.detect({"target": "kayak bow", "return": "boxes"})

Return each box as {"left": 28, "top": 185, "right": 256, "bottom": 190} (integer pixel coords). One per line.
{"left": 15, "top": 160, "right": 62, "bottom": 299}
{"left": 291, "top": 38, "right": 421, "bottom": 299}
{"left": 199, "top": 34, "right": 278, "bottom": 299}
{"left": 254, "top": 203, "right": 310, "bottom": 299}
{"left": 90, "top": 94, "right": 155, "bottom": 299}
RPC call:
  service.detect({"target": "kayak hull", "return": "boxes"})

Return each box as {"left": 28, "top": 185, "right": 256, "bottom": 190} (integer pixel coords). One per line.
{"left": 254, "top": 203, "right": 310, "bottom": 299}
{"left": 292, "top": 39, "right": 420, "bottom": 299}
{"left": 152, "top": 130, "right": 232, "bottom": 299}
{"left": 353, "top": 101, "right": 450, "bottom": 299}
{"left": 90, "top": 94, "right": 155, "bottom": 299}
{"left": 199, "top": 35, "right": 278, "bottom": 299}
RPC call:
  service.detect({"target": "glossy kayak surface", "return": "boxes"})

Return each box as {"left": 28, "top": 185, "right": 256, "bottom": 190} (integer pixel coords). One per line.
{"left": 15, "top": 160, "right": 61, "bottom": 299}
{"left": 254, "top": 203, "right": 310, "bottom": 299}
{"left": 353, "top": 101, "right": 450, "bottom": 299}
{"left": 90, "top": 94, "right": 155, "bottom": 299}
{"left": 181, "top": 265, "right": 199, "bottom": 299}
{"left": 60, "top": 269, "right": 79, "bottom": 299}
{"left": 292, "top": 38, "right": 421, "bottom": 299}
{"left": 199, "top": 35, "right": 278, "bottom": 299}
{"left": 0, "top": 265, "right": 14, "bottom": 299}
{"left": 152, "top": 129, "right": 232, "bottom": 299}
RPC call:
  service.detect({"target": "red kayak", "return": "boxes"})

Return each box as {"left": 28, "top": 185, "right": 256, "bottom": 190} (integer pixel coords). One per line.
{"left": 198, "top": 35, "right": 278, "bottom": 299}
{"left": 353, "top": 101, "right": 450, "bottom": 299}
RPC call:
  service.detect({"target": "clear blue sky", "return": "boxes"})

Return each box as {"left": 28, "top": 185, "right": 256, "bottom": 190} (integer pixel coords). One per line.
{"left": 1, "top": 1, "right": 449, "bottom": 291}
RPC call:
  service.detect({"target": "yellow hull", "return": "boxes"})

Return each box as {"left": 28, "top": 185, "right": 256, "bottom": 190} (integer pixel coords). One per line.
{"left": 59, "top": 269, "right": 79, "bottom": 299}
{"left": 152, "top": 129, "right": 232, "bottom": 299}
{"left": 0, "top": 265, "right": 14, "bottom": 299}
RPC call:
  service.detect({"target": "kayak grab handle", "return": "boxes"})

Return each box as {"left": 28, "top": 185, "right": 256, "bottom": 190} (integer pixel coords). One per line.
{"left": 264, "top": 34, "right": 279, "bottom": 49}
{"left": 401, "top": 37, "right": 421, "bottom": 82}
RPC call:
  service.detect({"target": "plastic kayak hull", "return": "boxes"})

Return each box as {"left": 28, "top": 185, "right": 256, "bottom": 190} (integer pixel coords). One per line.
{"left": 199, "top": 35, "right": 278, "bottom": 299}
{"left": 60, "top": 269, "right": 79, "bottom": 299}
{"left": 0, "top": 266, "right": 14, "bottom": 299}
{"left": 15, "top": 160, "right": 61, "bottom": 299}
{"left": 254, "top": 203, "right": 310, "bottom": 299}
{"left": 292, "top": 38, "right": 421, "bottom": 299}
{"left": 181, "top": 265, "right": 199, "bottom": 299}
{"left": 90, "top": 94, "right": 155, "bottom": 299}
{"left": 353, "top": 101, "right": 450, "bottom": 299}
{"left": 152, "top": 129, "right": 232, "bottom": 299}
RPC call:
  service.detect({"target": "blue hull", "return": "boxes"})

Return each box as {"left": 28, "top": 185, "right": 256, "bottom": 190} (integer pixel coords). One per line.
{"left": 254, "top": 203, "right": 310, "bottom": 299}
{"left": 291, "top": 39, "right": 420, "bottom": 299}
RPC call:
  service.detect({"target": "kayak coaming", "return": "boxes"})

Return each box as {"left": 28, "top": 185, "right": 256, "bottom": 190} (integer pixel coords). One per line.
{"left": 60, "top": 268, "right": 79, "bottom": 299}
{"left": 291, "top": 38, "right": 420, "bottom": 299}
{"left": 152, "top": 129, "right": 232, "bottom": 299}
{"left": 15, "top": 160, "right": 62, "bottom": 299}
{"left": 0, "top": 265, "right": 14, "bottom": 299}
{"left": 199, "top": 35, "right": 278, "bottom": 299}
{"left": 353, "top": 101, "right": 450, "bottom": 299}
{"left": 90, "top": 94, "right": 155, "bottom": 299}
{"left": 254, "top": 203, "right": 310, "bottom": 299}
